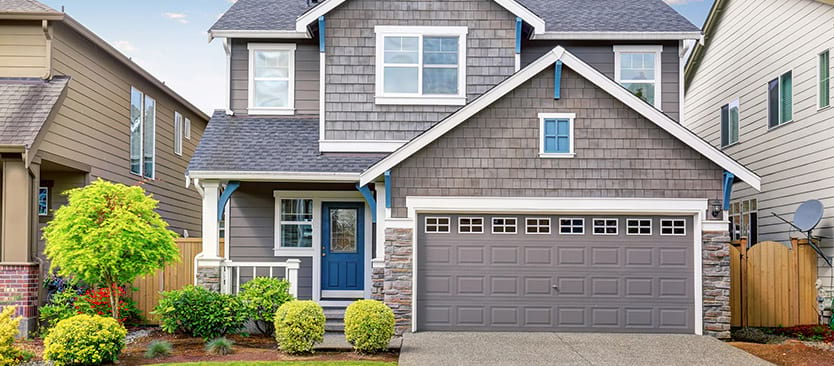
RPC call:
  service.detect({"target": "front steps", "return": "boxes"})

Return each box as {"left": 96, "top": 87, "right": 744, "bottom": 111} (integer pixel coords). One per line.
{"left": 324, "top": 306, "right": 346, "bottom": 332}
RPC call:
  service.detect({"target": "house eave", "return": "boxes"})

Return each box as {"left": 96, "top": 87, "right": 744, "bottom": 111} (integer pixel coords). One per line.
{"left": 188, "top": 170, "right": 361, "bottom": 182}
{"left": 208, "top": 29, "right": 312, "bottom": 41}
{"left": 531, "top": 31, "right": 703, "bottom": 41}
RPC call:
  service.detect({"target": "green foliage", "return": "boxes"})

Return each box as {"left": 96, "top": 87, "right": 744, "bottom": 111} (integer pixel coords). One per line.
{"left": 344, "top": 300, "right": 395, "bottom": 354}
{"left": 153, "top": 285, "right": 248, "bottom": 340}
{"left": 43, "top": 314, "right": 127, "bottom": 366}
{"left": 0, "top": 306, "right": 25, "bottom": 366}
{"left": 205, "top": 337, "right": 234, "bottom": 356}
{"left": 42, "top": 179, "right": 180, "bottom": 320}
{"left": 239, "top": 278, "right": 295, "bottom": 335}
{"left": 144, "top": 340, "right": 173, "bottom": 359}
{"left": 273, "top": 301, "right": 325, "bottom": 354}
{"left": 39, "top": 289, "right": 78, "bottom": 336}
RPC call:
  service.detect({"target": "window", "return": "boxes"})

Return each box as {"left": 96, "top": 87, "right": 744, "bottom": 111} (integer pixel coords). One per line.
{"left": 525, "top": 218, "right": 551, "bottom": 234}
{"left": 768, "top": 71, "right": 793, "bottom": 128}
{"left": 491, "top": 217, "right": 517, "bottom": 234}
{"left": 174, "top": 112, "right": 183, "bottom": 156}
{"left": 559, "top": 218, "right": 584, "bottom": 235}
{"left": 129, "top": 87, "right": 155, "bottom": 179}
{"left": 38, "top": 187, "right": 49, "bottom": 216}
{"left": 626, "top": 219, "right": 652, "bottom": 235}
{"left": 184, "top": 117, "right": 192, "bottom": 140}
{"left": 661, "top": 219, "right": 686, "bottom": 236}
{"left": 374, "top": 26, "right": 467, "bottom": 105}
{"left": 248, "top": 43, "right": 295, "bottom": 115}
{"left": 614, "top": 45, "right": 662, "bottom": 108}
{"left": 278, "top": 199, "right": 313, "bottom": 247}
{"left": 593, "top": 218, "right": 618, "bottom": 235}
{"left": 729, "top": 199, "right": 758, "bottom": 244}
{"left": 820, "top": 50, "right": 830, "bottom": 109}
{"left": 721, "top": 99, "right": 739, "bottom": 147}
{"left": 458, "top": 217, "right": 484, "bottom": 234}
{"left": 538, "top": 113, "right": 575, "bottom": 158}
{"left": 425, "top": 217, "right": 451, "bottom": 233}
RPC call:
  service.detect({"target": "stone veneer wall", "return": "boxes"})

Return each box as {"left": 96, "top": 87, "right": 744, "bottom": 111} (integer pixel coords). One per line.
{"left": 0, "top": 264, "right": 39, "bottom": 337}
{"left": 371, "top": 265, "right": 384, "bottom": 301}
{"left": 195, "top": 266, "right": 221, "bottom": 292}
{"left": 702, "top": 229, "right": 732, "bottom": 339}
{"left": 383, "top": 228, "right": 413, "bottom": 334}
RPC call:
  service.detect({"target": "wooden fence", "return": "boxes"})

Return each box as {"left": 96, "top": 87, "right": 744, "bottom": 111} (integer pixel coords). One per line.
{"left": 730, "top": 238, "right": 818, "bottom": 327}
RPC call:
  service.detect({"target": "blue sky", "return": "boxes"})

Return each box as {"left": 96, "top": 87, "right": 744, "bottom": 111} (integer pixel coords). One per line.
{"left": 39, "top": 0, "right": 714, "bottom": 114}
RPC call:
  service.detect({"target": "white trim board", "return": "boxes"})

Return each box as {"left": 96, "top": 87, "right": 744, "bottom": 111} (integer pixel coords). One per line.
{"left": 531, "top": 31, "right": 702, "bottom": 41}
{"left": 359, "top": 46, "right": 761, "bottom": 191}
{"left": 210, "top": 30, "right": 311, "bottom": 40}
{"left": 188, "top": 171, "right": 360, "bottom": 182}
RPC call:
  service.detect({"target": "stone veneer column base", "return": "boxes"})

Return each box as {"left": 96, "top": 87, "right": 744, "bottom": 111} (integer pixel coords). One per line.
{"left": 371, "top": 262, "right": 385, "bottom": 301}
{"left": 195, "top": 266, "right": 221, "bottom": 292}
{"left": 0, "top": 264, "right": 39, "bottom": 337}
{"left": 383, "top": 228, "right": 413, "bottom": 335}
{"left": 702, "top": 229, "right": 732, "bottom": 339}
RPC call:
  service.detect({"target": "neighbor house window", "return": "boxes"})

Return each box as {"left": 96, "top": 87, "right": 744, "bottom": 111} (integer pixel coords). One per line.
{"left": 730, "top": 199, "right": 758, "bottom": 244}
{"left": 593, "top": 218, "right": 618, "bottom": 235}
{"left": 425, "top": 217, "right": 450, "bottom": 233}
{"left": 129, "top": 87, "right": 155, "bottom": 179}
{"left": 38, "top": 187, "right": 49, "bottom": 216}
{"left": 174, "top": 112, "right": 183, "bottom": 156}
{"left": 559, "top": 218, "right": 584, "bottom": 235}
{"left": 614, "top": 45, "right": 662, "bottom": 108}
{"left": 525, "top": 218, "right": 551, "bottom": 234}
{"left": 374, "top": 26, "right": 467, "bottom": 105}
{"left": 538, "top": 113, "right": 575, "bottom": 158}
{"left": 660, "top": 219, "right": 686, "bottom": 236}
{"left": 184, "top": 117, "right": 192, "bottom": 140}
{"left": 626, "top": 219, "right": 652, "bottom": 235}
{"left": 492, "top": 217, "right": 517, "bottom": 234}
{"left": 458, "top": 217, "right": 484, "bottom": 234}
{"left": 768, "top": 71, "right": 792, "bottom": 128}
{"left": 721, "top": 99, "right": 740, "bottom": 147}
{"left": 248, "top": 43, "right": 295, "bottom": 115}
{"left": 820, "top": 50, "right": 830, "bottom": 109}
{"left": 278, "top": 199, "right": 313, "bottom": 247}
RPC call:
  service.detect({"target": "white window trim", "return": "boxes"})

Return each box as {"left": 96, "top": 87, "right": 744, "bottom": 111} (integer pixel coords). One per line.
{"left": 425, "top": 216, "right": 451, "bottom": 233}
{"left": 274, "top": 196, "right": 315, "bottom": 255}
{"left": 626, "top": 218, "right": 653, "bottom": 236}
{"left": 819, "top": 49, "right": 830, "bottom": 110}
{"left": 491, "top": 217, "right": 518, "bottom": 234}
{"left": 184, "top": 117, "right": 192, "bottom": 140}
{"left": 538, "top": 112, "right": 576, "bottom": 158}
{"left": 721, "top": 99, "right": 740, "bottom": 148}
{"left": 559, "top": 217, "right": 585, "bottom": 235}
{"left": 592, "top": 218, "right": 619, "bottom": 236}
{"left": 524, "top": 217, "right": 551, "bottom": 235}
{"left": 248, "top": 43, "right": 296, "bottom": 115}
{"left": 458, "top": 217, "right": 484, "bottom": 234}
{"left": 768, "top": 69, "right": 794, "bottom": 129}
{"left": 660, "top": 219, "right": 687, "bottom": 236}
{"left": 613, "top": 45, "right": 663, "bottom": 109}
{"left": 374, "top": 26, "right": 468, "bottom": 106}
{"left": 174, "top": 111, "right": 183, "bottom": 156}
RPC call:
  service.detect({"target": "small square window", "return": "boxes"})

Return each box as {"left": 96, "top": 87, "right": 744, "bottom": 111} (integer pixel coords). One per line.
{"left": 626, "top": 219, "right": 652, "bottom": 235}
{"left": 426, "top": 217, "right": 451, "bottom": 233}
{"left": 593, "top": 218, "right": 618, "bottom": 235}
{"left": 492, "top": 217, "right": 517, "bottom": 234}
{"left": 559, "top": 218, "right": 584, "bottom": 235}
{"left": 539, "top": 113, "right": 575, "bottom": 158}
{"left": 525, "top": 218, "right": 551, "bottom": 234}
{"left": 661, "top": 219, "right": 686, "bottom": 236}
{"left": 458, "top": 217, "right": 484, "bottom": 234}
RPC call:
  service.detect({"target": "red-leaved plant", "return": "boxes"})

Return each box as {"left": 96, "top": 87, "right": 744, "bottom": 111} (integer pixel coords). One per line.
{"left": 74, "top": 286, "right": 139, "bottom": 324}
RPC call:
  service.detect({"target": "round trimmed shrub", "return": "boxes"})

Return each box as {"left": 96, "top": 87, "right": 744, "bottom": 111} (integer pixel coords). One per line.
{"left": 239, "top": 277, "right": 295, "bottom": 335}
{"left": 44, "top": 314, "right": 127, "bottom": 366}
{"left": 344, "top": 300, "right": 395, "bottom": 353}
{"left": 273, "top": 300, "right": 325, "bottom": 354}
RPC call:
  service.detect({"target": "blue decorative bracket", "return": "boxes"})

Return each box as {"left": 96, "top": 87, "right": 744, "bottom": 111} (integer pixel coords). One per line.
{"left": 356, "top": 183, "right": 377, "bottom": 223}
{"left": 384, "top": 170, "right": 392, "bottom": 209}
{"left": 515, "top": 17, "right": 522, "bottom": 55}
{"left": 553, "top": 60, "right": 563, "bottom": 100}
{"left": 318, "top": 16, "right": 325, "bottom": 52}
{"left": 722, "top": 171, "right": 735, "bottom": 211}
{"left": 218, "top": 181, "right": 240, "bottom": 221}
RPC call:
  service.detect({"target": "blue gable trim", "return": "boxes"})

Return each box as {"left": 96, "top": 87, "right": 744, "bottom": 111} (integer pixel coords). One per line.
{"left": 553, "top": 60, "right": 562, "bottom": 99}
{"left": 384, "top": 170, "right": 392, "bottom": 209}
{"left": 356, "top": 183, "right": 377, "bottom": 223}
{"left": 218, "top": 181, "right": 240, "bottom": 221}
{"left": 318, "top": 16, "right": 326, "bottom": 52}
{"left": 515, "top": 17, "right": 522, "bottom": 54}
{"left": 722, "top": 171, "right": 734, "bottom": 211}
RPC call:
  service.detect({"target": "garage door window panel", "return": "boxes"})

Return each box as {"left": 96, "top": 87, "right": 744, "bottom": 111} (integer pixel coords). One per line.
{"left": 525, "top": 218, "right": 551, "bottom": 234}
{"left": 626, "top": 219, "right": 652, "bottom": 236}
{"left": 660, "top": 219, "right": 686, "bottom": 236}
{"left": 492, "top": 217, "right": 517, "bottom": 234}
{"left": 425, "top": 217, "right": 451, "bottom": 233}
{"left": 559, "top": 218, "right": 585, "bottom": 235}
{"left": 593, "top": 218, "right": 619, "bottom": 235}
{"left": 458, "top": 217, "right": 484, "bottom": 234}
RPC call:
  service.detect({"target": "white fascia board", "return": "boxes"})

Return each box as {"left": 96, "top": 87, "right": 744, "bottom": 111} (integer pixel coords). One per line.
{"left": 296, "top": 0, "right": 344, "bottom": 32}
{"left": 210, "top": 30, "right": 311, "bottom": 39}
{"left": 531, "top": 31, "right": 703, "bottom": 41}
{"left": 319, "top": 140, "right": 408, "bottom": 153}
{"left": 406, "top": 196, "right": 709, "bottom": 215}
{"left": 188, "top": 171, "right": 360, "bottom": 182}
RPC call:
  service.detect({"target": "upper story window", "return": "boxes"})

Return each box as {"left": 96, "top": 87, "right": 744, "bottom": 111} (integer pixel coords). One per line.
{"left": 184, "top": 117, "right": 192, "bottom": 140}
{"left": 614, "top": 45, "right": 662, "bottom": 109}
{"left": 374, "top": 26, "right": 467, "bottom": 106}
{"left": 819, "top": 50, "right": 830, "bottom": 109}
{"left": 174, "top": 111, "right": 183, "bottom": 156}
{"left": 720, "top": 99, "right": 739, "bottom": 147}
{"left": 768, "top": 71, "right": 792, "bottom": 128}
{"left": 538, "top": 113, "right": 575, "bottom": 158}
{"left": 248, "top": 43, "right": 295, "bottom": 115}
{"left": 130, "top": 87, "right": 155, "bottom": 179}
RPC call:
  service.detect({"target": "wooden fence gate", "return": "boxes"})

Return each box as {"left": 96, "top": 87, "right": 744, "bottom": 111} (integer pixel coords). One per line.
{"left": 730, "top": 238, "right": 818, "bottom": 327}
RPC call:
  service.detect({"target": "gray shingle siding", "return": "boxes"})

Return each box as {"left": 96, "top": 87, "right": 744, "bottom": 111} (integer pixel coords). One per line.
{"left": 388, "top": 65, "right": 723, "bottom": 217}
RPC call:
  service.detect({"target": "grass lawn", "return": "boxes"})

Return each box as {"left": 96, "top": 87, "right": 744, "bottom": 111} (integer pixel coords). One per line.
{"left": 149, "top": 362, "right": 397, "bottom": 366}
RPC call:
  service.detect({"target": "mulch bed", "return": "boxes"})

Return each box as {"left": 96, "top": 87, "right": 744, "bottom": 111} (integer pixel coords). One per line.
{"left": 730, "top": 340, "right": 834, "bottom": 366}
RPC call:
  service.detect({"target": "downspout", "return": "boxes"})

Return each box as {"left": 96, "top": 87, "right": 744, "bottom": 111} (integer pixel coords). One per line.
{"left": 318, "top": 16, "right": 326, "bottom": 142}
{"left": 41, "top": 20, "right": 52, "bottom": 80}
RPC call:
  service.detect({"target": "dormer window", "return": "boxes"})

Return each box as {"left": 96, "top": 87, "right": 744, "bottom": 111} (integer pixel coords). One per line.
{"left": 374, "top": 26, "right": 467, "bottom": 106}
{"left": 248, "top": 43, "right": 295, "bottom": 115}
{"left": 614, "top": 45, "right": 662, "bottom": 109}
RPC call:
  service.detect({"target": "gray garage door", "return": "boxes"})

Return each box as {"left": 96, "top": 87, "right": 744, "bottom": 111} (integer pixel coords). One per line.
{"left": 417, "top": 214, "right": 694, "bottom": 333}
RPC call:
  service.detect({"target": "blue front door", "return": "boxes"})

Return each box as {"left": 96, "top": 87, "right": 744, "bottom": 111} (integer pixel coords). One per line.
{"left": 321, "top": 202, "right": 364, "bottom": 291}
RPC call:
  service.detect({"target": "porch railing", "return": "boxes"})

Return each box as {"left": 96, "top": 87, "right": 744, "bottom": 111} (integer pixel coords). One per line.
{"left": 220, "top": 259, "right": 301, "bottom": 296}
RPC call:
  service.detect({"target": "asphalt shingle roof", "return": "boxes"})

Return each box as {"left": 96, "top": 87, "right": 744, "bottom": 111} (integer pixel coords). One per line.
{"left": 188, "top": 111, "right": 385, "bottom": 173}
{"left": 0, "top": 0, "right": 58, "bottom": 13}
{"left": 210, "top": 0, "right": 699, "bottom": 33}
{"left": 0, "top": 77, "right": 69, "bottom": 147}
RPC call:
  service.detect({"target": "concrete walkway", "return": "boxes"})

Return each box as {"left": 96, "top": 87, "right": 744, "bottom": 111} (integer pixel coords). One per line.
{"left": 399, "top": 332, "right": 773, "bottom": 366}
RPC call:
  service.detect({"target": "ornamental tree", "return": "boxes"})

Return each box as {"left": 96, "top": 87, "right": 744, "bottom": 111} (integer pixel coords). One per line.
{"left": 43, "top": 179, "right": 180, "bottom": 320}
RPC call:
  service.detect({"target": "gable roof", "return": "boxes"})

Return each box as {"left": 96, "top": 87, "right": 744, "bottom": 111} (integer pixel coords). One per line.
{"left": 0, "top": 0, "right": 55, "bottom": 13}
{"left": 0, "top": 76, "right": 68, "bottom": 148}
{"left": 359, "top": 46, "right": 761, "bottom": 191}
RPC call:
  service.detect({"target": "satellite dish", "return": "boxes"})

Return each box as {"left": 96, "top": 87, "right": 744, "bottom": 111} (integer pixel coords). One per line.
{"left": 794, "top": 200, "right": 824, "bottom": 232}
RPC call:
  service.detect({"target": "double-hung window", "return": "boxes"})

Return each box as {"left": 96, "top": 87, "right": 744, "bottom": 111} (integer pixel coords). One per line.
{"left": 129, "top": 87, "right": 155, "bottom": 179}
{"left": 538, "top": 113, "right": 575, "bottom": 158}
{"left": 375, "top": 26, "right": 467, "bottom": 105}
{"left": 248, "top": 43, "right": 295, "bottom": 115}
{"left": 820, "top": 50, "right": 830, "bottom": 109}
{"left": 768, "top": 71, "right": 793, "bottom": 128}
{"left": 277, "top": 198, "right": 313, "bottom": 248}
{"left": 174, "top": 112, "right": 183, "bottom": 156}
{"left": 729, "top": 199, "right": 758, "bottom": 244}
{"left": 614, "top": 45, "right": 662, "bottom": 109}
{"left": 720, "top": 99, "right": 740, "bottom": 147}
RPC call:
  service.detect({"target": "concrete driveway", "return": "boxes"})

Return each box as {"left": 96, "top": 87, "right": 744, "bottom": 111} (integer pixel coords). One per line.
{"left": 399, "top": 332, "right": 773, "bottom": 366}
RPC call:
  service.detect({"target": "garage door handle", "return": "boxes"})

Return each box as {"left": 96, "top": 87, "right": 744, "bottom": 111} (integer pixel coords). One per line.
{"left": 552, "top": 285, "right": 559, "bottom": 291}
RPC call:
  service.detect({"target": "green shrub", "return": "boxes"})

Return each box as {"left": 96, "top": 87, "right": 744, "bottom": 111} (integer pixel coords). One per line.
{"left": 39, "top": 289, "right": 78, "bottom": 336}
{"left": 273, "top": 301, "right": 325, "bottom": 354}
{"left": 239, "top": 277, "right": 295, "bottom": 335}
{"left": 344, "top": 300, "right": 395, "bottom": 353}
{"left": 144, "top": 340, "right": 173, "bottom": 359}
{"left": 0, "top": 306, "right": 25, "bottom": 366}
{"left": 43, "top": 314, "right": 127, "bottom": 366}
{"left": 205, "top": 337, "right": 234, "bottom": 355}
{"left": 153, "top": 285, "right": 248, "bottom": 340}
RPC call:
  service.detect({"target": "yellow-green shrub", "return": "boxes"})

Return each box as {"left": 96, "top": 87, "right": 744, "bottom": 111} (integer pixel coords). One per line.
{"left": 43, "top": 314, "right": 127, "bottom": 366}
{"left": 0, "top": 306, "right": 24, "bottom": 366}
{"left": 273, "top": 301, "right": 325, "bottom": 354}
{"left": 344, "top": 300, "right": 395, "bottom": 353}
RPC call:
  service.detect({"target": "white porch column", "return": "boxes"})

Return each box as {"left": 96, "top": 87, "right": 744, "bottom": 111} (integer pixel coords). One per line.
{"left": 200, "top": 180, "right": 221, "bottom": 261}
{"left": 374, "top": 183, "right": 386, "bottom": 262}
{"left": 286, "top": 258, "right": 301, "bottom": 298}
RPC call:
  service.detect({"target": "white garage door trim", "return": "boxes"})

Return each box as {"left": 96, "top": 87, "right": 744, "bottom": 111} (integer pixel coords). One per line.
{"left": 403, "top": 197, "right": 710, "bottom": 335}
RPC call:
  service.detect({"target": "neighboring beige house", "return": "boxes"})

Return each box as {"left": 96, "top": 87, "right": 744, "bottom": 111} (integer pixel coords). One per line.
{"left": 0, "top": 0, "right": 209, "bottom": 335}
{"left": 685, "top": 0, "right": 834, "bottom": 290}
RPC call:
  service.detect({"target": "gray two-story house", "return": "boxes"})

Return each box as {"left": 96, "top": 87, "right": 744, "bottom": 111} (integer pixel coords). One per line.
{"left": 189, "top": 0, "right": 761, "bottom": 338}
